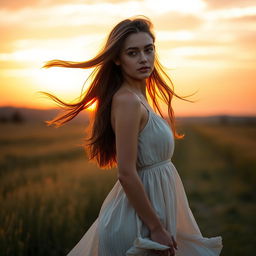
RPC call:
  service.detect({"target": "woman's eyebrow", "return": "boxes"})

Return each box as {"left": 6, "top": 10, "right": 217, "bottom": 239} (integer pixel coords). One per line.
{"left": 125, "top": 43, "right": 154, "bottom": 51}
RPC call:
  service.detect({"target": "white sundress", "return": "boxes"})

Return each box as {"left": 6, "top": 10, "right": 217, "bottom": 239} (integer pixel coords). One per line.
{"left": 67, "top": 91, "right": 223, "bottom": 256}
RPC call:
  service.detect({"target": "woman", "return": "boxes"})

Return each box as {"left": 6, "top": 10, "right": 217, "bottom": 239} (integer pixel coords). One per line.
{"left": 40, "top": 16, "right": 223, "bottom": 256}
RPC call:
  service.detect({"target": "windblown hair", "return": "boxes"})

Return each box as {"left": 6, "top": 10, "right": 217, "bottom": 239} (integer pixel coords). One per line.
{"left": 39, "top": 15, "right": 196, "bottom": 169}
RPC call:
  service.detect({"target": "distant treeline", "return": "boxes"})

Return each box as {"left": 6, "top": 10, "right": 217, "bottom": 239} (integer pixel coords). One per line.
{"left": 176, "top": 114, "right": 256, "bottom": 125}
{"left": 0, "top": 110, "right": 25, "bottom": 123}
{"left": 0, "top": 107, "right": 90, "bottom": 124}
{"left": 0, "top": 106, "right": 255, "bottom": 125}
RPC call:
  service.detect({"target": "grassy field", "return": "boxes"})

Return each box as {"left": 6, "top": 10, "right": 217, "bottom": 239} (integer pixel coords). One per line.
{"left": 0, "top": 121, "right": 255, "bottom": 255}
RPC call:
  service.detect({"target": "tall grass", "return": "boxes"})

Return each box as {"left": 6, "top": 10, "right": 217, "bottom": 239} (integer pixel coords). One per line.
{"left": 0, "top": 122, "right": 117, "bottom": 255}
{"left": 0, "top": 121, "right": 255, "bottom": 255}
{"left": 172, "top": 123, "right": 256, "bottom": 256}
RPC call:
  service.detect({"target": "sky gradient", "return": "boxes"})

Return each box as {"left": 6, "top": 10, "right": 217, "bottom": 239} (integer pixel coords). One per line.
{"left": 1, "top": 0, "right": 256, "bottom": 116}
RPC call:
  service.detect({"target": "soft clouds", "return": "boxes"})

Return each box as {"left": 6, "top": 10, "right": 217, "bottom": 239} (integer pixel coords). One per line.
{"left": 0, "top": 0, "right": 39, "bottom": 10}
{"left": 1, "top": 0, "right": 256, "bottom": 64}
{"left": 0, "top": 0, "right": 131, "bottom": 10}
{"left": 203, "top": 0, "right": 256, "bottom": 10}
{"left": 229, "top": 14, "right": 256, "bottom": 22}
{"left": 152, "top": 12, "right": 203, "bottom": 31}
{"left": 0, "top": 0, "right": 256, "bottom": 114}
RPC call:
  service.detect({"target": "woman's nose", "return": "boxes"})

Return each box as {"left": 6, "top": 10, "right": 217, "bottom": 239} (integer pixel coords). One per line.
{"left": 139, "top": 52, "right": 147, "bottom": 63}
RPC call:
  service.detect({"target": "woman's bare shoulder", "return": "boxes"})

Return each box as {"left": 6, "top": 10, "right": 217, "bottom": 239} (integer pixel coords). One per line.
{"left": 111, "top": 88, "right": 142, "bottom": 132}
{"left": 112, "top": 88, "right": 140, "bottom": 109}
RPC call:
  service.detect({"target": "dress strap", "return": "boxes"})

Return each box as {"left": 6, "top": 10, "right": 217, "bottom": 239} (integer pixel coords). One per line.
{"left": 125, "top": 88, "right": 152, "bottom": 113}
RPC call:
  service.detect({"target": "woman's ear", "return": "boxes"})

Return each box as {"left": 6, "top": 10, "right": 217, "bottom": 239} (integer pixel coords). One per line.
{"left": 114, "top": 58, "right": 120, "bottom": 66}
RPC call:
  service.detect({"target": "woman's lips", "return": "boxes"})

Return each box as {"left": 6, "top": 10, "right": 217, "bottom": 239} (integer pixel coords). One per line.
{"left": 138, "top": 67, "right": 150, "bottom": 72}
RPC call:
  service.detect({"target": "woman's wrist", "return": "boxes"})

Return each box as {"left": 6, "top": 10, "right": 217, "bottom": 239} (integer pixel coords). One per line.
{"left": 148, "top": 221, "right": 164, "bottom": 232}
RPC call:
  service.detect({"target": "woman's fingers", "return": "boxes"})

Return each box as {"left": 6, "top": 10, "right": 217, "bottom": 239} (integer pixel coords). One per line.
{"left": 151, "top": 249, "right": 170, "bottom": 255}
{"left": 171, "top": 236, "right": 178, "bottom": 250}
{"left": 150, "top": 235, "right": 178, "bottom": 255}
{"left": 169, "top": 246, "right": 176, "bottom": 255}
{"left": 151, "top": 247, "right": 175, "bottom": 256}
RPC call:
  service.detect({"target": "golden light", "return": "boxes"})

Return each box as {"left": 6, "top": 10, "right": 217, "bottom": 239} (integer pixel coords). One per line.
{"left": 146, "top": 0, "right": 206, "bottom": 14}
{"left": 0, "top": 0, "right": 255, "bottom": 115}
{"left": 86, "top": 101, "right": 97, "bottom": 112}
{"left": 33, "top": 67, "right": 96, "bottom": 109}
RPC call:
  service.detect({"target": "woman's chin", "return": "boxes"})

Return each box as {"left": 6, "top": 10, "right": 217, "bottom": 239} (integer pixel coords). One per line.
{"left": 137, "top": 73, "right": 151, "bottom": 79}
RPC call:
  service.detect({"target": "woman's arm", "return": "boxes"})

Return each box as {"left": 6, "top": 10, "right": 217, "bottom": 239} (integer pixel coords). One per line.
{"left": 111, "top": 92, "right": 163, "bottom": 232}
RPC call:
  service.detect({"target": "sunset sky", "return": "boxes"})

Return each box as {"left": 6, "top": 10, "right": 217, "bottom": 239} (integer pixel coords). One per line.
{"left": 1, "top": 0, "right": 255, "bottom": 116}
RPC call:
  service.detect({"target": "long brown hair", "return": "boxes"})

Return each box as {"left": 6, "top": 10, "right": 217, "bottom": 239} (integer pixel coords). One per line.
{"left": 39, "top": 15, "right": 197, "bottom": 169}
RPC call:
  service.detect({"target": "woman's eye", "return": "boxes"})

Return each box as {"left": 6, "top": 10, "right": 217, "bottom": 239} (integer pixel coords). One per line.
{"left": 127, "top": 47, "right": 154, "bottom": 56}
{"left": 146, "top": 47, "right": 154, "bottom": 53}
{"left": 127, "top": 51, "right": 137, "bottom": 56}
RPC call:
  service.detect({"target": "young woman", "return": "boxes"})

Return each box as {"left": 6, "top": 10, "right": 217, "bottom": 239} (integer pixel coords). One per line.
{"left": 41, "top": 16, "right": 223, "bottom": 256}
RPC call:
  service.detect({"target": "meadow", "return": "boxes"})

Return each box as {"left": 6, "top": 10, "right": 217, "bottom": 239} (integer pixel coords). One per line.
{"left": 0, "top": 120, "right": 255, "bottom": 256}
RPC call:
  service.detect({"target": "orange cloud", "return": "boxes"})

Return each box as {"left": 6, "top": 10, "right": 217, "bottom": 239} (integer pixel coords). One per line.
{"left": 153, "top": 12, "right": 203, "bottom": 30}
{"left": 203, "top": 0, "right": 256, "bottom": 10}
{"left": 0, "top": 0, "right": 131, "bottom": 11}
{"left": 0, "top": 0, "right": 255, "bottom": 115}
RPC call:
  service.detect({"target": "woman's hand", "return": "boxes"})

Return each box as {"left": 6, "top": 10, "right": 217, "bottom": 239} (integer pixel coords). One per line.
{"left": 150, "top": 226, "right": 178, "bottom": 256}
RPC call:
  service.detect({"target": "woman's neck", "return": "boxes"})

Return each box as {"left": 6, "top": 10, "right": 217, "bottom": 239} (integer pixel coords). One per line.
{"left": 122, "top": 79, "right": 147, "bottom": 97}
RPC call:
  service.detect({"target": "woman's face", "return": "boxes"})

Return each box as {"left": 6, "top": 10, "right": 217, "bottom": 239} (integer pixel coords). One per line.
{"left": 115, "top": 32, "right": 155, "bottom": 81}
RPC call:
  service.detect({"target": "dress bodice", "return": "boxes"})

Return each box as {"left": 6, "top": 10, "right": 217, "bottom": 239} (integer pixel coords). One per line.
{"left": 125, "top": 89, "right": 175, "bottom": 170}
